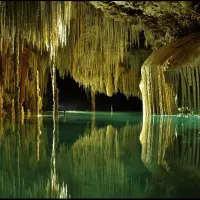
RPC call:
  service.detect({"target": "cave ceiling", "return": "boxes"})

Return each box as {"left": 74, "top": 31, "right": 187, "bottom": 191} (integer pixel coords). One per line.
{"left": 88, "top": 1, "right": 200, "bottom": 49}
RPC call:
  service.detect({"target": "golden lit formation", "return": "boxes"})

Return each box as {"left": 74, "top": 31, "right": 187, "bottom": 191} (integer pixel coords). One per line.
{"left": 0, "top": 1, "right": 153, "bottom": 118}
{"left": 0, "top": 2, "right": 200, "bottom": 116}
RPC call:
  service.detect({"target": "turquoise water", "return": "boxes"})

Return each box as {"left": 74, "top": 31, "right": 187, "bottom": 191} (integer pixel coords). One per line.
{"left": 0, "top": 112, "right": 200, "bottom": 198}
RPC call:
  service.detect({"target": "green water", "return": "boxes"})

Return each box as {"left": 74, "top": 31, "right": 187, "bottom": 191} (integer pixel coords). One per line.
{"left": 0, "top": 112, "right": 200, "bottom": 198}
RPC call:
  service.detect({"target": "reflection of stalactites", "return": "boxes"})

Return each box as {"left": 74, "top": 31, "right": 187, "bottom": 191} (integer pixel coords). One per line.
{"left": 91, "top": 112, "right": 96, "bottom": 134}
{"left": 51, "top": 113, "right": 57, "bottom": 196}
{"left": 140, "top": 115, "right": 200, "bottom": 178}
{"left": 174, "top": 118, "right": 200, "bottom": 170}
{"left": 37, "top": 116, "right": 42, "bottom": 161}
{"left": 50, "top": 104, "right": 63, "bottom": 197}
{"left": 106, "top": 125, "right": 115, "bottom": 150}
{"left": 16, "top": 124, "right": 21, "bottom": 197}
{"left": 69, "top": 123, "right": 144, "bottom": 198}
{"left": 140, "top": 116, "right": 175, "bottom": 166}
{"left": 0, "top": 119, "right": 3, "bottom": 141}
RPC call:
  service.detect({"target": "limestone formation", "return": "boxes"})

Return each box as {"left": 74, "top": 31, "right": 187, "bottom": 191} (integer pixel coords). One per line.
{"left": 140, "top": 33, "right": 200, "bottom": 115}
{"left": 0, "top": 1, "right": 200, "bottom": 117}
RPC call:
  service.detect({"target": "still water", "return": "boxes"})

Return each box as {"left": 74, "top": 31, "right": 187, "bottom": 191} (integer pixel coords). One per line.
{"left": 0, "top": 112, "right": 200, "bottom": 198}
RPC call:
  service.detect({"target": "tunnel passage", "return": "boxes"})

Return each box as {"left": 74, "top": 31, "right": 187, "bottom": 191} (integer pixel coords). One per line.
{"left": 43, "top": 72, "right": 142, "bottom": 112}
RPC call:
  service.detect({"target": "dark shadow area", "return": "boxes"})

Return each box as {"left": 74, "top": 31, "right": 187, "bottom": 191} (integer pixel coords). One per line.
{"left": 43, "top": 72, "right": 142, "bottom": 112}
{"left": 95, "top": 93, "right": 142, "bottom": 112}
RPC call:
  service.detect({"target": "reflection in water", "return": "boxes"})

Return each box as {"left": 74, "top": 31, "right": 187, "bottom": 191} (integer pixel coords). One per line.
{"left": 140, "top": 115, "right": 200, "bottom": 198}
{"left": 49, "top": 113, "right": 69, "bottom": 198}
{"left": 0, "top": 118, "right": 49, "bottom": 197}
{"left": 0, "top": 117, "right": 68, "bottom": 198}
{"left": 0, "top": 113, "right": 200, "bottom": 198}
{"left": 57, "top": 123, "right": 145, "bottom": 198}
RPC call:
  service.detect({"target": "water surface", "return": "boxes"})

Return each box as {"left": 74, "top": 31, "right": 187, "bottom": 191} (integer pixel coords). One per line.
{"left": 0, "top": 112, "right": 200, "bottom": 198}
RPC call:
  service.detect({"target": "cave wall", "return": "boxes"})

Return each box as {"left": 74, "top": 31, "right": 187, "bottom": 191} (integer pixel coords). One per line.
{"left": 0, "top": 47, "right": 49, "bottom": 116}
{"left": 140, "top": 33, "right": 200, "bottom": 115}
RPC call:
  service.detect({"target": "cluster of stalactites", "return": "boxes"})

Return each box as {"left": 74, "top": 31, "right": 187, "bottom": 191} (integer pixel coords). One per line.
{"left": 0, "top": 47, "right": 49, "bottom": 116}
{"left": 0, "top": 1, "right": 72, "bottom": 117}
{"left": 0, "top": 1, "right": 72, "bottom": 61}
{"left": 165, "top": 65, "right": 200, "bottom": 115}
{"left": 63, "top": 2, "right": 151, "bottom": 98}
{"left": 117, "top": 49, "right": 151, "bottom": 99}
{"left": 0, "top": 1, "right": 153, "bottom": 116}
{"left": 140, "top": 59, "right": 200, "bottom": 116}
{"left": 140, "top": 59, "right": 179, "bottom": 116}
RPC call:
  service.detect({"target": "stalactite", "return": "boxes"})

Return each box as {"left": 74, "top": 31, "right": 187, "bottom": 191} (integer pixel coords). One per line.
{"left": 14, "top": 30, "right": 20, "bottom": 119}
{"left": 106, "top": 73, "right": 115, "bottom": 97}
{"left": 91, "top": 90, "right": 96, "bottom": 112}
{"left": 11, "top": 99, "right": 15, "bottom": 122}
{"left": 21, "top": 105, "right": 24, "bottom": 125}
{"left": 141, "top": 57, "right": 200, "bottom": 115}
{"left": 51, "top": 63, "right": 58, "bottom": 118}
{"left": 36, "top": 70, "right": 42, "bottom": 116}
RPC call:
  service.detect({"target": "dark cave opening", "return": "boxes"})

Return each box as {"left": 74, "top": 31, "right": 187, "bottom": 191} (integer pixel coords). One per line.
{"left": 43, "top": 72, "right": 142, "bottom": 112}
